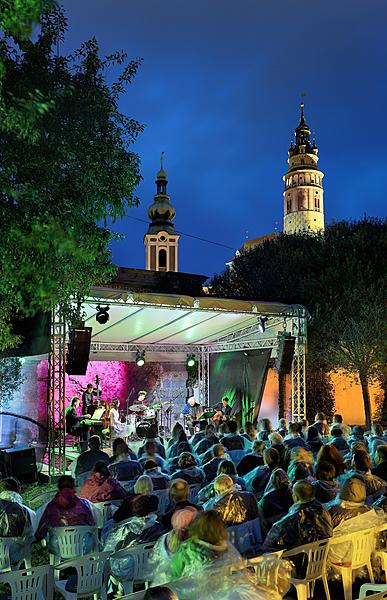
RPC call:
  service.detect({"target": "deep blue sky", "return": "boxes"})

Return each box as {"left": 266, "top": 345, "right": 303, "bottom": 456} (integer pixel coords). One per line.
{"left": 62, "top": 0, "right": 387, "bottom": 278}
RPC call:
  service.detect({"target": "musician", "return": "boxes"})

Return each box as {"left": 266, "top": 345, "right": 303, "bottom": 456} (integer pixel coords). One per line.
{"left": 211, "top": 397, "right": 232, "bottom": 424}
{"left": 181, "top": 396, "right": 203, "bottom": 434}
{"left": 109, "top": 398, "right": 130, "bottom": 440}
{"left": 82, "top": 383, "right": 94, "bottom": 416}
{"left": 65, "top": 397, "right": 89, "bottom": 445}
{"left": 137, "top": 390, "right": 148, "bottom": 405}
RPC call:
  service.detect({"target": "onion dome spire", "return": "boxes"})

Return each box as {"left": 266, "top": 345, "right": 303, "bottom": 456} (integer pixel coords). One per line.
{"left": 289, "top": 102, "right": 315, "bottom": 156}
{"left": 147, "top": 153, "right": 177, "bottom": 235}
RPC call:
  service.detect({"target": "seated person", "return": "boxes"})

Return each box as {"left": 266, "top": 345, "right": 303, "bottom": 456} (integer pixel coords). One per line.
{"left": 139, "top": 440, "right": 169, "bottom": 473}
{"left": 244, "top": 448, "right": 280, "bottom": 497}
{"left": 312, "top": 461, "right": 339, "bottom": 504}
{"left": 329, "top": 427, "right": 350, "bottom": 454}
{"left": 75, "top": 435, "right": 109, "bottom": 476}
{"left": 150, "top": 507, "right": 198, "bottom": 585}
{"left": 104, "top": 495, "right": 163, "bottom": 582}
{"left": 346, "top": 449, "right": 386, "bottom": 500}
{"left": 330, "top": 413, "right": 350, "bottom": 437}
{"left": 0, "top": 478, "right": 34, "bottom": 564}
{"left": 211, "top": 474, "right": 258, "bottom": 526}
{"left": 217, "top": 459, "right": 246, "bottom": 490}
{"left": 35, "top": 475, "right": 96, "bottom": 550}
{"left": 170, "top": 452, "right": 205, "bottom": 486}
{"left": 305, "top": 425, "right": 324, "bottom": 456}
{"left": 143, "top": 459, "right": 170, "bottom": 490}
{"left": 257, "top": 418, "right": 273, "bottom": 442}
{"left": 313, "top": 412, "right": 330, "bottom": 436}
{"left": 258, "top": 468, "right": 293, "bottom": 531}
{"left": 283, "top": 422, "right": 308, "bottom": 450}
{"left": 161, "top": 479, "right": 201, "bottom": 530}
{"left": 194, "top": 425, "right": 218, "bottom": 455}
{"left": 203, "top": 444, "right": 227, "bottom": 482}
{"left": 242, "top": 422, "right": 258, "bottom": 443}
{"left": 316, "top": 444, "right": 347, "bottom": 478}
{"left": 138, "top": 425, "right": 166, "bottom": 460}
{"left": 372, "top": 444, "right": 387, "bottom": 482}
{"left": 263, "top": 480, "right": 332, "bottom": 551}
{"left": 109, "top": 441, "right": 143, "bottom": 481}
{"left": 113, "top": 475, "right": 157, "bottom": 523}
{"left": 348, "top": 425, "right": 368, "bottom": 450}
{"left": 65, "top": 397, "right": 89, "bottom": 447}
{"left": 144, "top": 587, "right": 178, "bottom": 600}
{"left": 220, "top": 420, "right": 246, "bottom": 451}
{"left": 0, "top": 477, "right": 37, "bottom": 534}
{"left": 109, "top": 437, "right": 137, "bottom": 463}
{"left": 237, "top": 440, "right": 265, "bottom": 476}
{"left": 268, "top": 432, "right": 286, "bottom": 468}
{"left": 79, "top": 461, "right": 127, "bottom": 503}
{"left": 368, "top": 423, "right": 387, "bottom": 458}
{"left": 167, "top": 432, "right": 191, "bottom": 460}
{"left": 190, "top": 420, "right": 208, "bottom": 447}
{"left": 277, "top": 418, "right": 288, "bottom": 439}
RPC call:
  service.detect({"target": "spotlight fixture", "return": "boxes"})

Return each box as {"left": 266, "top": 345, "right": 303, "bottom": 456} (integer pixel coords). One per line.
{"left": 136, "top": 350, "right": 145, "bottom": 367}
{"left": 186, "top": 354, "right": 196, "bottom": 368}
{"left": 96, "top": 305, "right": 110, "bottom": 325}
{"left": 258, "top": 316, "right": 269, "bottom": 333}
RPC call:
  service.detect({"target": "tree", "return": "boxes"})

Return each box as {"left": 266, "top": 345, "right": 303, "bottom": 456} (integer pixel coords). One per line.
{"left": 0, "top": 5, "right": 143, "bottom": 350}
{"left": 210, "top": 218, "right": 387, "bottom": 426}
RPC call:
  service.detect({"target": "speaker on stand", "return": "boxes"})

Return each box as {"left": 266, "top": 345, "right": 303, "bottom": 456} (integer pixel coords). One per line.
{"left": 275, "top": 332, "right": 296, "bottom": 374}
{"left": 66, "top": 325, "right": 92, "bottom": 375}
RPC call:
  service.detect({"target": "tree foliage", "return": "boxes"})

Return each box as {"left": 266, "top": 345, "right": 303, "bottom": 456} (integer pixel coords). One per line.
{"left": 0, "top": 5, "right": 144, "bottom": 350}
{"left": 211, "top": 218, "right": 387, "bottom": 426}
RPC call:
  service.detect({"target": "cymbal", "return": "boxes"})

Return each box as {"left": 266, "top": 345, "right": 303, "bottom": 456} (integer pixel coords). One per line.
{"left": 129, "top": 404, "right": 147, "bottom": 413}
{"left": 202, "top": 410, "right": 216, "bottom": 419}
{"left": 152, "top": 403, "right": 162, "bottom": 410}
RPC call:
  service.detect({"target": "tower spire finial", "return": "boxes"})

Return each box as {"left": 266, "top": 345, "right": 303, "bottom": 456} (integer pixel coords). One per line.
{"left": 160, "top": 151, "right": 165, "bottom": 171}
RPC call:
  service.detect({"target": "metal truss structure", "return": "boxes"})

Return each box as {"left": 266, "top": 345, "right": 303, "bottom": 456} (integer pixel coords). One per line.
{"left": 290, "top": 313, "right": 307, "bottom": 421}
{"left": 47, "top": 306, "right": 67, "bottom": 478}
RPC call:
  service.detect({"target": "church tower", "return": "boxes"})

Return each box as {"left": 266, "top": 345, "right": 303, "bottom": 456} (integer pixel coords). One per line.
{"left": 144, "top": 155, "right": 180, "bottom": 272}
{"left": 283, "top": 104, "right": 325, "bottom": 234}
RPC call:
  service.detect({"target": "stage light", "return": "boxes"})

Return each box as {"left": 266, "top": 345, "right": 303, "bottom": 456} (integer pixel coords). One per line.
{"left": 258, "top": 316, "right": 268, "bottom": 333}
{"left": 96, "top": 305, "right": 110, "bottom": 325}
{"left": 186, "top": 354, "right": 196, "bottom": 368}
{"left": 136, "top": 350, "right": 145, "bottom": 367}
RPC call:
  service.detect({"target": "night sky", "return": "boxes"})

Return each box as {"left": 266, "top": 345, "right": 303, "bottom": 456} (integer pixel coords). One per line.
{"left": 62, "top": 0, "right": 387, "bottom": 278}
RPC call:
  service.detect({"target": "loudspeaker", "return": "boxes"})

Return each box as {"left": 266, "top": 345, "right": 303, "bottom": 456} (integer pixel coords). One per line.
{"left": 275, "top": 332, "right": 296, "bottom": 374}
{"left": 66, "top": 326, "right": 92, "bottom": 375}
{"left": 0, "top": 446, "right": 38, "bottom": 483}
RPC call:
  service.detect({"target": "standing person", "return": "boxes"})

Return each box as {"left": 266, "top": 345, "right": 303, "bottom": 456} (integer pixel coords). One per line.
{"left": 180, "top": 397, "right": 203, "bottom": 435}
{"left": 82, "top": 383, "right": 95, "bottom": 416}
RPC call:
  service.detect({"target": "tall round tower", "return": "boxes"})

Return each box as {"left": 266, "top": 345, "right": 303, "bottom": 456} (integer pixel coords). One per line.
{"left": 283, "top": 104, "right": 324, "bottom": 234}
{"left": 144, "top": 154, "right": 180, "bottom": 272}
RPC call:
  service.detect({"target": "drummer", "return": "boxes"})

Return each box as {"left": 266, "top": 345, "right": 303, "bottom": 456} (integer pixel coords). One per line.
{"left": 137, "top": 390, "right": 148, "bottom": 405}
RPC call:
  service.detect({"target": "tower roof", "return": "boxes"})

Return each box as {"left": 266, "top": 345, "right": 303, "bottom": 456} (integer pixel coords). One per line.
{"left": 289, "top": 102, "right": 316, "bottom": 157}
{"left": 146, "top": 155, "right": 177, "bottom": 236}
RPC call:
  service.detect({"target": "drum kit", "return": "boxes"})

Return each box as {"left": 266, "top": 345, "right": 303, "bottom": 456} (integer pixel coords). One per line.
{"left": 126, "top": 401, "right": 170, "bottom": 439}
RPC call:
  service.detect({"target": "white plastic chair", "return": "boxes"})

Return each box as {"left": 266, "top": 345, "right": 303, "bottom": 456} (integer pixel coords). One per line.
{"left": 373, "top": 523, "right": 387, "bottom": 582}
{"left": 48, "top": 525, "right": 99, "bottom": 566}
{"left": 248, "top": 550, "right": 284, "bottom": 589}
{"left": 0, "top": 537, "right": 32, "bottom": 573}
{"left": 109, "top": 541, "right": 155, "bottom": 594}
{"left": 282, "top": 538, "right": 331, "bottom": 600}
{"left": 330, "top": 528, "right": 375, "bottom": 600}
{"left": 153, "top": 489, "right": 170, "bottom": 515}
{"left": 0, "top": 564, "right": 54, "bottom": 600}
{"left": 94, "top": 500, "right": 122, "bottom": 527}
{"left": 54, "top": 551, "right": 109, "bottom": 599}
{"left": 228, "top": 517, "right": 263, "bottom": 556}
{"left": 188, "top": 483, "right": 201, "bottom": 503}
{"left": 359, "top": 583, "right": 387, "bottom": 598}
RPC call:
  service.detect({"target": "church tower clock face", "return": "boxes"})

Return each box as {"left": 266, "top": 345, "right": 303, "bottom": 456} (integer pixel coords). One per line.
{"left": 283, "top": 103, "right": 325, "bottom": 235}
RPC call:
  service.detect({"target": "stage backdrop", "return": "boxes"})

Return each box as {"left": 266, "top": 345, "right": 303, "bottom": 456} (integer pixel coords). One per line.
{"left": 209, "top": 349, "right": 271, "bottom": 424}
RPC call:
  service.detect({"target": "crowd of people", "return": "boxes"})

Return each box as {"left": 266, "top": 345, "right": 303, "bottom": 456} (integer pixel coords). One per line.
{"left": 1, "top": 413, "right": 387, "bottom": 598}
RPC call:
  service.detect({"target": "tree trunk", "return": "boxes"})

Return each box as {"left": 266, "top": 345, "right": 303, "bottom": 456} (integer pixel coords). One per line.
{"left": 359, "top": 371, "right": 372, "bottom": 430}
{"left": 278, "top": 371, "right": 286, "bottom": 421}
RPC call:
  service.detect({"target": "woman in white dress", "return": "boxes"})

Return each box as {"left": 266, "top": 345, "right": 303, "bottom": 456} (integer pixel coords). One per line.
{"left": 109, "top": 398, "right": 130, "bottom": 441}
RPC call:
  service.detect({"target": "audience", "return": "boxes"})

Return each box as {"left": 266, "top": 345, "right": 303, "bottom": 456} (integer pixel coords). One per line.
{"left": 171, "top": 452, "right": 205, "bottom": 485}
{"left": 372, "top": 444, "right": 387, "bottom": 482}
{"left": 312, "top": 461, "right": 339, "bottom": 504}
{"left": 143, "top": 459, "right": 170, "bottom": 490}
{"left": 109, "top": 437, "right": 137, "bottom": 463}
{"left": 368, "top": 423, "right": 387, "bottom": 457}
{"left": 138, "top": 425, "right": 166, "bottom": 459}
{"left": 244, "top": 448, "right": 280, "bottom": 497}
{"left": 220, "top": 420, "right": 246, "bottom": 451}
{"left": 257, "top": 418, "right": 273, "bottom": 442}
{"left": 347, "top": 449, "right": 386, "bottom": 500}
{"left": 329, "top": 426, "right": 350, "bottom": 454}
{"left": 202, "top": 444, "right": 226, "bottom": 482}
{"left": 330, "top": 477, "right": 381, "bottom": 529}
{"left": 139, "top": 440, "right": 169, "bottom": 472}
{"left": 79, "top": 461, "right": 127, "bottom": 503}
{"left": 258, "top": 468, "right": 293, "bottom": 531}
{"left": 237, "top": 440, "right": 265, "bottom": 476}
{"left": 277, "top": 418, "right": 288, "bottom": 438}
{"left": 35, "top": 475, "right": 95, "bottom": 543}
{"left": 109, "top": 441, "right": 144, "bottom": 481}
{"left": 161, "top": 479, "right": 201, "bottom": 530}
{"left": 263, "top": 480, "right": 332, "bottom": 551}
{"left": 313, "top": 412, "right": 330, "bottom": 436}
{"left": 75, "top": 435, "right": 109, "bottom": 476}
{"left": 210, "top": 474, "right": 258, "bottom": 526}
{"left": 194, "top": 425, "right": 218, "bottom": 455}
{"left": 305, "top": 425, "right": 324, "bottom": 456}
{"left": 283, "top": 422, "right": 308, "bottom": 450}
{"left": 113, "top": 475, "right": 156, "bottom": 523}
{"left": 144, "top": 587, "right": 178, "bottom": 600}
{"left": 190, "top": 420, "right": 208, "bottom": 447}
{"left": 0, "top": 477, "right": 34, "bottom": 564}
{"left": 316, "top": 444, "right": 347, "bottom": 477}
{"left": 242, "top": 421, "right": 257, "bottom": 443}
{"left": 268, "top": 431, "right": 286, "bottom": 467}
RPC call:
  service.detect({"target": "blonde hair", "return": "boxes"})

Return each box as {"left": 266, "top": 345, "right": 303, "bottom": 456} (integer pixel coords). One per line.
{"left": 290, "top": 447, "right": 314, "bottom": 468}
{"left": 134, "top": 475, "right": 153, "bottom": 495}
{"left": 269, "top": 431, "right": 283, "bottom": 445}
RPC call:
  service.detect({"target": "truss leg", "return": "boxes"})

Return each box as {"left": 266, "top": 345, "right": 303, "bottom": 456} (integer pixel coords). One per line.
{"left": 48, "top": 306, "right": 66, "bottom": 479}
{"left": 291, "top": 311, "right": 307, "bottom": 421}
